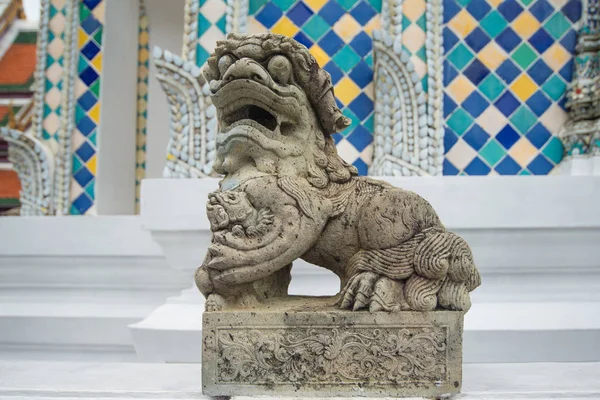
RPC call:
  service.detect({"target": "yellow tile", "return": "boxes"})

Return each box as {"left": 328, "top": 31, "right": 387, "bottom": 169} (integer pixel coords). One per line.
{"left": 363, "top": 16, "right": 381, "bottom": 35}
{"left": 510, "top": 74, "right": 537, "bottom": 102}
{"left": 446, "top": 75, "right": 475, "bottom": 103}
{"left": 402, "top": 24, "right": 426, "bottom": 53}
{"left": 304, "top": 0, "right": 327, "bottom": 12}
{"left": 78, "top": 28, "right": 88, "bottom": 48}
{"left": 403, "top": 0, "right": 426, "bottom": 21}
{"left": 334, "top": 77, "right": 361, "bottom": 105}
{"left": 309, "top": 44, "right": 329, "bottom": 67}
{"left": 511, "top": 11, "right": 540, "bottom": 38}
{"left": 487, "top": 0, "right": 502, "bottom": 6}
{"left": 271, "top": 17, "right": 298, "bottom": 37}
{"left": 91, "top": 52, "right": 103, "bottom": 72}
{"left": 139, "top": 48, "right": 149, "bottom": 64}
{"left": 478, "top": 42, "right": 507, "bottom": 70}
{"left": 509, "top": 137, "right": 537, "bottom": 166}
{"left": 86, "top": 155, "right": 97, "bottom": 175}
{"left": 448, "top": 9, "right": 478, "bottom": 37}
{"left": 542, "top": 43, "right": 570, "bottom": 70}
{"left": 333, "top": 14, "right": 362, "bottom": 43}
{"left": 139, "top": 30, "right": 149, "bottom": 46}
{"left": 167, "top": 153, "right": 176, "bottom": 161}
{"left": 88, "top": 103, "right": 101, "bottom": 123}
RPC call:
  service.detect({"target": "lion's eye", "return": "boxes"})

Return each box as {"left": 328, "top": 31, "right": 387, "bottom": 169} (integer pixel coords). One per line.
{"left": 267, "top": 55, "right": 292, "bottom": 84}
{"left": 227, "top": 193, "right": 236, "bottom": 200}
{"left": 218, "top": 54, "right": 235, "bottom": 77}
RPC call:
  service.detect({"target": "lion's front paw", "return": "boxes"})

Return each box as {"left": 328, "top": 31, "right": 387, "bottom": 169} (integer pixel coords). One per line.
{"left": 338, "top": 272, "right": 379, "bottom": 311}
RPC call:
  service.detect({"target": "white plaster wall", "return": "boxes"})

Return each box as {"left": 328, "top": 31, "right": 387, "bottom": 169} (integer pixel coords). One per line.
{"left": 145, "top": 0, "right": 186, "bottom": 180}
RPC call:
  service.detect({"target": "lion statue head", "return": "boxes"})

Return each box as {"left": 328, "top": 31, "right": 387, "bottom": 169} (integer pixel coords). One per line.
{"left": 203, "top": 33, "right": 357, "bottom": 189}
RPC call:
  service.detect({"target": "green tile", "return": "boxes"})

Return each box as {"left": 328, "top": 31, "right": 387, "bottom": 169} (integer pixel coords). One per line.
{"left": 338, "top": 0, "right": 360, "bottom": 11}
{"left": 447, "top": 43, "right": 474, "bottom": 71}
{"left": 402, "top": 15, "right": 411, "bottom": 30}
{"left": 416, "top": 13, "right": 426, "bottom": 31}
{"left": 510, "top": 106, "right": 537, "bottom": 134}
{"left": 303, "top": 15, "right": 330, "bottom": 41}
{"left": 333, "top": 46, "right": 361, "bottom": 72}
{"left": 519, "top": 0, "right": 534, "bottom": 4}
{"left": 480, "top": 139, "right": 506, "bottom": 166}
{"left": 249, "top": 0, "right": 268, "bottom": 14}
{"left": 93, "top": 28, "right": 103, "bottom": 46}
{"left": 481, "top": 10, "right": 508, "bottom": 38}
{"left": 90, "top": 80, "right": 101, "bottom": 98}
{"left": 478, "top": 73, "right": 505, "bottom": 101}
{"left": 273, "top": 0, "right": 296, "bottom": 11}
{"left": 542, "top": 136, "right": 564, "bottom": 164}
{"left": 544, "top": 12, "right": 571, "bottom": 40}
{"left": 511, "top": 43, "right": 537, "bottom": 69}
{"left": 542, "top": 75, "right": 567, "bottom": 101}
{"left": 456, "top": 0, "right": 473, "bottom": 6}
{"left": 415, "top": 45, "right": 426, "bottom": 61}
{"left": 447, "top": 109, "right": 474, "bottom": 136}
{"left": 80, "top": 2, "right": 90, "bottom": 20}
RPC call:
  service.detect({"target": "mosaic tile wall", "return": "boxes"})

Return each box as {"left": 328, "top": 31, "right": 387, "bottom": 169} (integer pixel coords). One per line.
{"left": 248, "top": 0, "right": 382, "bottom": 174}
{"left": 195, "top": 0, "right": 228, "bottom": 66}
{"left": 70, "top": 0, "right": 104, "bottom": 215}
{"left": 135, "top": 1, "right": 149, "bottom": 212}
{"left": 442, "top": 0, "right": 581, "bottom": 175}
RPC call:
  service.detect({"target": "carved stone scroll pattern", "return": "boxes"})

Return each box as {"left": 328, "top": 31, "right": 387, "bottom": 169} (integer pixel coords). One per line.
{"left": 216, "top": 326, "right": 447, "bottom": 384}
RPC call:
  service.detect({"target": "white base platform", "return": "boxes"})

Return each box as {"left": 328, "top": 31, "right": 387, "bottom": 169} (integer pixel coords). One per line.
{"left": 0, "top": 361, "right": 598, "bottom": 399}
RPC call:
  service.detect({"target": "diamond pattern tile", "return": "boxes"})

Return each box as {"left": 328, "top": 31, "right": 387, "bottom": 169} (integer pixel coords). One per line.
{"left": 70, "top": 0, "right": 105, "bottom": 215}
{"left": 443, "top": 0, "right": 581, "bottom": 175}
{"left": 249, "top": 0, "right": 381, "bottom": 170}
{"left": 135, "top": 3, "right": 150, "bottom": 212}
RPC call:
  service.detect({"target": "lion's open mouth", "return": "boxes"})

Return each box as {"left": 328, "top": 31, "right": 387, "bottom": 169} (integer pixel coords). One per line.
{"left": 223, "top": 104, "right": 278, "bottom": 133}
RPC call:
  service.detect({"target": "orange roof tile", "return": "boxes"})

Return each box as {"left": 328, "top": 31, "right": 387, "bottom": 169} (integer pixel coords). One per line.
{"left": 0, "top": 169, "right": 20, "bottom": 198}
{"left": 0, "top": 42, "right": 36, "bottom": 89}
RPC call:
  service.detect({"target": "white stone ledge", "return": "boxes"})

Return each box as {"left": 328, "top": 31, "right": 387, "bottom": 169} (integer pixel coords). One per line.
{"left": 0, "top": 361, "right": 598, "bottom": 399}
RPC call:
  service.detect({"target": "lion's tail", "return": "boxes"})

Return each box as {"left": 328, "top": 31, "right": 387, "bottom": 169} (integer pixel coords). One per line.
{"left": 407, "top": 231, "right": 481, "bottom": 311}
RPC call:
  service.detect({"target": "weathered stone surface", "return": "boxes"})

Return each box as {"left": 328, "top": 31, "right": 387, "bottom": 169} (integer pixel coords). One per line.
{"left": 203, "top": 297, "right": 463, "bottom": 398}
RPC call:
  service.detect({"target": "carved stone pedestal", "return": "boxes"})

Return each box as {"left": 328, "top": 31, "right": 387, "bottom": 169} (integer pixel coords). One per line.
{"left": 202, "top": 297, "right": 463, "bottom": 398}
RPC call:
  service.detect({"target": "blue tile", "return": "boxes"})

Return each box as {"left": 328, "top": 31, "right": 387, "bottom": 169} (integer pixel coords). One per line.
{"left": 466, "top": 0, "right": 491, "bottom": 20}
{"left": 560, "top": 28, "right": 577, "bottom": 53}
{"left": 353, "top": 157, "right": 368, "bottom": 175}
{"left": 83, "top": 0, "right": 102, "bottom": 9}
{"left": 463, "top": 59, "right": 490, "bottom": 85}
{"left": 528, "top": 28, "right": 554, "bottom": 54}
{"left": 463, "top": 124, "right": 490, "bottom": 151}
{"left": 496, "top": 124, "right": 520, "bottom": 149}
{"left": 462, "top": 91, "right": 489, "bottom": 118}
{"left": 526, "top": 123, "right": 552, "bottom": 149}
{"left": 349, "top": 31, "right": 372, "bottom": 57}
{"left": 255, "top": 2, "right": 283, "bottom": 28}
{"left": 336, "top": 98, "right": 344, "bottom": 109}
{"left": 527, "top": 59, "right": 553, "bottom": 85}
{"left": 318, "top": 31, "right": 344, "bottom": 56}
{"left": 444, "top": 127, "right": 459, "bottom": 151}
{"left": 348, "top": 93, "right": 373, "bottom": 121}
{"left": 71, "top": 193, "right": 93, "bottom": 214}
{"left": 443, "top": 159, "right": 460, "bottom": 175}
{"left": 526, "top": 91, "right": 552, "bottom": 117}
{"left": 77, "top": 91, "right": 97, "bottom": 111}
{"left": 74, "top": 166, "right": 94, "bottom": 187}
{"left": 495, "top": 155, "right": 521, "bottom": 175}
{"left": 75, "top": 142, "right": 95, "bottom": 162}
{"left": 496, "top": 27, "right": 521, "bottom": 53}
{"left": 444, "top": 0, "right": 461, "bottom": 23}
{"left": 318, "top": 0, "right": 345, "bottom": 25}
{"left": 497, "top": 0, "right": 523, "bottom": 22}
{"left": 349, "top": 60, "right": 373, "bottom": 88}
{"left": 293, "top": 31, "right": 314, "bottom": 48}
{"left": 465, "top": 27, "right": 491, "bottom": 52}
{"left": 81, "top": 15, "right": 101, "bottom": 35}
{"left": 443, "top": 60, "right": 459, "bottom": 85}
{"left": 444, "top": 27, "right": 459, "bottom": 53}
{"left": 324, "top": 61, "right": 344, "bottom": 84}
{"left": 288, "top": 2, "right": 313, "bottom": 26}
{"left": 530, "top": 0, "right": 554, "bottom": 22}
{"left": 494, "top": 91, "right": 520, "bottom": 117}
{"left": 347, "top": 125, "right": 372, "bottom": 151}
{"left": 81, "top": 40, "right": 100, "bottom": 61}
{"left": 77, "top": 115, "right": 96, "bottom": 137}
{"left": 561, "top": 0, "right": 582, "bottom": 23}
{"left": 527, "top": 154, "right": 554, "bottom": 175}
{"left": 332, "top": 132, "right": 343, "bottom": 144}
{"left": 464, "top": 157, "right": 491, "bottom": 175}
{"left": 496, "top": 59, "right": 521, "bottom": 83}
{"left": 79, "top": 66, "right": 99, "bottom": 86}
{"left": 350, "top": 1, "right": 376, "bottom": 25}
{"left": 559, "top": 59, "right": 574, "bottom": 82}
{"left": 444, "top": 95, "right": 457, "bottom": 118}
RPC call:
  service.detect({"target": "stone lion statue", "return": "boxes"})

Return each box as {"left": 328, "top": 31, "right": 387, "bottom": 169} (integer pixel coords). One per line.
{"left": 195, "top": 33, "right": 481, "bottom": 312}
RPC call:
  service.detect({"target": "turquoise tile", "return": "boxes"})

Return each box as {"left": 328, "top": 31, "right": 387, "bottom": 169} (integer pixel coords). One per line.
{"left": 198, "top": 13, "right": 211, "bottom": 36}
{"left": 510, "top": 106, "right": 537, "bottom": 134}
{"left": 303, "top": 15, "right": 330, "bottom": 41}
{"left": 511, "top": 43, "right": 537, "bottom": 69}
{"left": 481, "top": 10, "right": 507, "bottom": 38}
{"left": 480, "top": 139, "right": 505, "bottom": 166}
{"left": 196, "top": 44, "right": 210, "bottom": 67}
{"left": 416, "top": 13, "right": 426, "bottom": 31}
{"left": 249, "top": 0, "right": 268, "bottom": 14}
{"left": 332, "top": 46, "right": 361, "bottom": 72}
{"left": 542, "top": 75, "right": 567, "bottom": 101}
{"left": 544, "top": 12, "right": 571, "bottom": 40}
{"left": 367, "top": 0, "right": 382, "bottom": 12}
{"left": 478, "top": 73, "right": 505, "bottom": 101}
{"left": 519, "top": 169, "right": 532, "bottom": 175}
{"left": 273, "top": 0, "right": 296, "bottom": 11}
{"left": 216, "top": 14, "right": 227, "bottom": 33}
{"left": 338, "top": 0, "right": 360, "bottom": 11}
{"left": 542, "top": 136, "right": 564, "bottom": 164}
{"left": 447, "top": 42, "right": 474, "bottom": 70}
{"left": 447, "top": 109, "right": 474, "bottom": 135}
{"left": 341, "top": 107, "right": 360, "bottom": 135}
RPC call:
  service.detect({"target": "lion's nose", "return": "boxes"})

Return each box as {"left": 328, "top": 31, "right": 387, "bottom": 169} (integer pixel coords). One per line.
{"left": 221, "top": 58, "right": 272, "bottom": 86}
